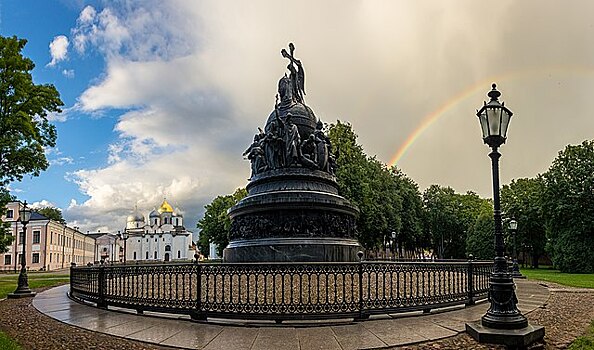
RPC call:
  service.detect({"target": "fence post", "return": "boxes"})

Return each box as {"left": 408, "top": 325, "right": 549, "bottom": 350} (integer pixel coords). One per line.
{"left": 355, "top": 251, "right": 369, "bottom": 320}
{"left": 466, "top": 254, "right": 475, "bottom": 306}
{"left": 97, "top": 262, "right": 107, "bottom": 309}
{"left": 191, "top": 253, "right": 207, "bottom": 321}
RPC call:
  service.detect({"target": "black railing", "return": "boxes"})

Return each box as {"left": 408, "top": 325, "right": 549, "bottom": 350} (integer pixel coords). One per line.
{"left": 70, "top": 260, "right": 491, "bottom": 322}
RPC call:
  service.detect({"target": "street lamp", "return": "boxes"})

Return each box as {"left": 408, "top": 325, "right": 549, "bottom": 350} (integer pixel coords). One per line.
{"left": 8, "top": 201, "right": 36, "bottom": 298}
{"left": 466, "top": 84, "right": 543, "bottom": 347}
{"left": 391, "top": 231, "right": 396, "bottom": 260}
{"left": 509, "top": 219, "right": 525, "bottom": 278}
{"left": 122, "top": 230, "right": 129, "bottom": 264}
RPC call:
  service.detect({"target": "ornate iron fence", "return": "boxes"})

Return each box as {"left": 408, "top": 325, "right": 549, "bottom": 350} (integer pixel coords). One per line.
{"left": 70, "top": 260, "right": 491, "bottom": 321}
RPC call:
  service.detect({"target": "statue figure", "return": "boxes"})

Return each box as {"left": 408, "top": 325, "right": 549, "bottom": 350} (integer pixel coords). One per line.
{"left": 281, "top": 43, "right": 306, "bottom": 104}
{"left": 313, "top": 120, "right": 330, "bottom": 172}
{"left": 277, "top": 75, "right": 294, "bottom": 108}
{"left": 263, "top": 119, "right": 284, "bottom": 170}
{"left": 243, "top": 132, "right": 266, "bottom": 178}
{"left": 280, "top": 114, "right": 301, "bottom": 166}
{"left": 300, "top": 134, "right": 318, "bottom": 169}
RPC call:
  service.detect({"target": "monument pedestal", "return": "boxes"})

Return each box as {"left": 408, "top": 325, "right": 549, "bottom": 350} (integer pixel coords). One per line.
{"left": 224, "top": 237, "right": 361, "bottom": 262}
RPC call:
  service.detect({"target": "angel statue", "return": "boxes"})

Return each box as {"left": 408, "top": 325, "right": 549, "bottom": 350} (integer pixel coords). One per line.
{"left": 281, "top": 43, "right": 306, "bottom": 104}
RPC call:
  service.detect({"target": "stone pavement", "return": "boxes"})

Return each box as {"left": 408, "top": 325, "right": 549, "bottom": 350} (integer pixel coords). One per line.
{"left": 33, "top": 280, "right": 549, "bottom": 350}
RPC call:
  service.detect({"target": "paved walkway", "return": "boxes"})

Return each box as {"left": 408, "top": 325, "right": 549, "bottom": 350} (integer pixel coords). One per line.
{"left": 33, "top": 280, "right": 549, "bottom": 350}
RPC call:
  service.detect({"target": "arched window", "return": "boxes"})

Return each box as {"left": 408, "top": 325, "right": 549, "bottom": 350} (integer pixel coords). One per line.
{"left": 133, "top": 251, "right": 137, "bottom": 260}
{"left": 177, "top": 250, "right": 181, "bottom": 259}
{"left": 145, "top": 251, "right": 149, "bottom": 259}
{"left": 154, "top": 251, "right": 157, "bottom": 259}
{"left": 165, "top": 245, "right": 171, "bottom": 252}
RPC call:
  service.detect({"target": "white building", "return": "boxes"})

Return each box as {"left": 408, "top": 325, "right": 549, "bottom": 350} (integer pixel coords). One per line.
{"left": 124, "top": 199, "right": 193, "bottom": 262}
{"left": 1, "top": 201, "right": 95, "bottom": 271}
{"left": 88, "top": 232, "right": 123, "bottom": 263}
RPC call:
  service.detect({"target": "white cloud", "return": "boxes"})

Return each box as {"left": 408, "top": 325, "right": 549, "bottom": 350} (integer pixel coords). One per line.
{"left": 6, "top": 184, "right": 23, "bottom": 194}
{"left": 46, "top": 104, "right": 77, "bottom": 122}
{"left": 47, "top": 35, "right": 69, "bottom": 67}
{"left": 78, "top": 5, "right": 96, "bottom": 24}
{"left": 30, "top": 199, "right": 59, "bottom": 209}
{"left": 62, "top": 69, "right": 75, "bottom": 78}
{"left": 50, "top": 157, "right": 74, "bottom": 166}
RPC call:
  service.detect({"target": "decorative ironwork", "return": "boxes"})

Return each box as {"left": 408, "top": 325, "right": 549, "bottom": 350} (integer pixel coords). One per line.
{"left": 70, "top": 260, "right": 491, "bottom": 321}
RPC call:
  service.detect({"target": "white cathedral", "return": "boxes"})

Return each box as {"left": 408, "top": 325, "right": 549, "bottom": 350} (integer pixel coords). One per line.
{"left": 124, "top": 199, "right": 193, "bottom": 262}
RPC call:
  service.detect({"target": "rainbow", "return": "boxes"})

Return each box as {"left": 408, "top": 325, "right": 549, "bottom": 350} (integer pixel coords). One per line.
{"left": 388, "top": 65, "right": 594, "bottom": 167}
{"left": 389, "top": 78, "right": 499, "bottom": 166}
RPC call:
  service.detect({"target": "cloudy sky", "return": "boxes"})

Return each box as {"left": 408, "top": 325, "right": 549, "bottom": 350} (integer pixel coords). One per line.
{"left": 3, "top": 1, "right": 594, "bottom": 234}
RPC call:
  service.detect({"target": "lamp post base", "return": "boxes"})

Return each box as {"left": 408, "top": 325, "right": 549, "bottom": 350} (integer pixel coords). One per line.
{"left": 7, "top": 291, "right": 36, "bottom": 299}
{"left": 466, "top": 321, "right": 544, "bottom": 348}
{"left": 8, "top": 266, "right": 36, "bottom": 298}
{"left": 512, "top": 259, "right": 526, "bottom": 279}
{"left": 512, "top": 272, "right": 526, "bottom": 279}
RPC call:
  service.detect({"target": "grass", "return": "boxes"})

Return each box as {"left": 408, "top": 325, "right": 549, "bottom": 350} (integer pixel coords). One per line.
{"left": 0, "top": 271, "right": 70, "bottom": 299}
{"left": 569, "top": 320, "right": 594, "bottom": 350}
{"left": 520, "top": 267, "right": 594, "bottom": 289}
{"left": 0, "top": 330, "right": 21, "bottom": 350}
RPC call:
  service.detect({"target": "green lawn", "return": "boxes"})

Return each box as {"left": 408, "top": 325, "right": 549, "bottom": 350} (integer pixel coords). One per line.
{"left": 520, "top": 268, "right": 594, "bottom": 289}
{"left": 0, "top": 272, "right": 70, "bottom": 299}
{"left": 0, "top": 330, "right": 21, "bottom": 350}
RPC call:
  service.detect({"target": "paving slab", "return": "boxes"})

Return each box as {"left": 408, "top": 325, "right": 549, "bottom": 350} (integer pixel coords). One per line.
{"left": 201, "top": 327, "right": 259, "bottom": 350}
{"left": 160, "top": 323, "right": 223, "bottom": 349}
{"left": 33, "top": 279, "right": 550, "bottom": 350}
{"left": 71, "top": 312, "right": 140, "bottom": 331}
{"left": 296, "top": 327, "right": 342, "bottom": 350}
{"left": 126, "top": 322, "right": 184, "bottom": 344}
{"left": 104, "top": 318, "right": 164, "bottom": 337}
{"left": 362, "top": 319, "right": 428, "bottom": 346}
{"left": 252, "top": 327, "right": 300, "bottom": 350}
{"left": 332, "top": 324, "right": 387, "bottom": 350}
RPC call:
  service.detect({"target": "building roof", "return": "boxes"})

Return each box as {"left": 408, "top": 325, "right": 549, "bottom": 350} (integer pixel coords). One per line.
{"left": 157, "top": 199, "right": 174, "bottom": 214}
{"left": 30, "top": 212, "right": 49, "bottom": 221}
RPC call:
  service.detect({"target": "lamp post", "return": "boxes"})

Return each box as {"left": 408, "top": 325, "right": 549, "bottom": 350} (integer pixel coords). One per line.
{"left": 8, "top": 201, "right": 36, "bottom": 298}
{"left": 122, "top": 230, "right": 129, "bottom": 264}
{"left": 509, "top": 219, "right": 524, "bottom": 278}
{"left": 391, "top": 231, "right": 396, "bottom": 260}
{"left": 466, "top": 84, "right": 543, "bottom": 347}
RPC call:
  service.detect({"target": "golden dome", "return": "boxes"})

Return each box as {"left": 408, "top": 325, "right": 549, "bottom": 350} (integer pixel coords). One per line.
{"left": 157, "top": 199, "right": 174, "bottom": 214}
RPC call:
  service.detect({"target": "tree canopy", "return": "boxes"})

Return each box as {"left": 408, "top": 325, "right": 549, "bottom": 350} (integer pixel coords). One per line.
{"left": 36, "top": 206, "right": 65, "bottom": 224}
{"left": 197, "top": 188, "right": 247, "bottom": 257}
{"left": 328, "top": 121, "right": 403, "bottom": 251}
{"left": 0, "top": 35, "right": 63, "bottom": 252}
{"left": 0, "top": 35, "right": 62, "bottom": 185}
{"left": 541, "top": 140, "right": 594, "bottom": 273}
{"left": 501, "top": 177, "right": 546, "bottom": 268}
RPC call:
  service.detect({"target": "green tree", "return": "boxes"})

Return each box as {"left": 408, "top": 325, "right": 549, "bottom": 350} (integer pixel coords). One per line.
{"left": 197, "top": 188, "right": 247, "bottom": 257}
{"left": 390, "top": 167, "right": 423, "bottom": 257}
{"left": 501, "top": 177, "right": 546, "bottom": 268}
{"left": 36, "top": 206, "right": 65, "bottom": 224}
{"left": 0, "top": 36, "right": 62, "bottom": 185}
{"left": 423, "top": 186, "right": 491, "bottom": 259}
{"left": 328, "top": 121, "right": 403, "bottom": 251}
{"left": 542, "top": 140, "right": 594, "bottom": 273}
{"left": 422, "top": 185, "right": 465, "bottom": 259}
{"left": 0, "top": 35, "right": 63, "bottom": 252}
{"left": 466, "top": 206, "right": 495, "bottom": 260}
